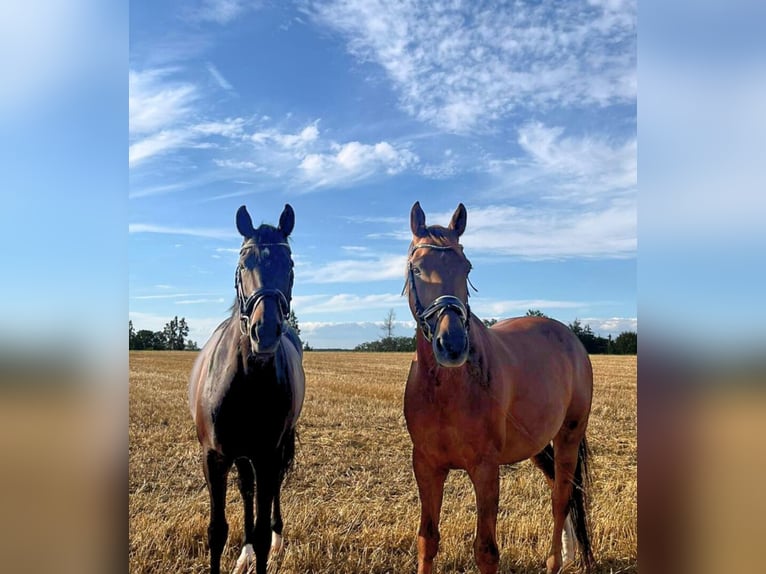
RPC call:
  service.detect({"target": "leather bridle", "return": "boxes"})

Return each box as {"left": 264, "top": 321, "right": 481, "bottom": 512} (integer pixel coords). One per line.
{"left": 405, "top": 242, "right": 474, "bottom": 342}
{"left": 235, "top": 242, "right": 292, "bottom": 337}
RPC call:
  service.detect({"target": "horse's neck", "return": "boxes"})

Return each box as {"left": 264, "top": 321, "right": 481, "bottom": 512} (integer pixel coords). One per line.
{"left": 415, "top": 324, "right": 488, "bottom": 386}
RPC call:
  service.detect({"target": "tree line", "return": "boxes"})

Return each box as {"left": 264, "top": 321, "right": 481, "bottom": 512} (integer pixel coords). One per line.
{"left": 129, "top": 316, "right": 199, "bottom": 350}
{"left": 353, "top": 309, "right": 637, "bottom": 355}
{"left": 130, "top": 309, "right": 636, "bottom": 355}
{"left": 129, "top": 311, "right": 309, "bottom": 351}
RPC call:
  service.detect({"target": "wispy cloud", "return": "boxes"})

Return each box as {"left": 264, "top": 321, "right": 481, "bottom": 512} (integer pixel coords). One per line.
{"left": 206, "top": 62, "right": 233, "bottom": 91}
{"left": 129, "top": 118, "right": 246, "bottom": 166}
{"left": 129, "top": 69, "right": 197, "bottom": 135}
{"left": 298, "top": 254, "right": 406, "bottom": 283}
{"left": 471, "top": 298, "right": 589, "bottom": 317}
{"left": 175, "top": 298, "right": 226, "bottom": 305}
{"left": 509, "top": 121, "right": 636, "bottom": 198}
{"left": 308, "top": 0, "right": 635, "bottom": 132}
{"left": 131, "top": 292, "right": 221, "bottom": 300}
{"left": 129, "top": 223, "right": 238, "bottom": 240}
{"left": 192, "top": 0, "right": 260, "bottom": 24}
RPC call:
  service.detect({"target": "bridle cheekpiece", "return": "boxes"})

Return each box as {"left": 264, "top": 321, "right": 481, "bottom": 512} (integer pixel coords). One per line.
{"left": 235, "top": 242, "right": 292, "bottom": 337}
{"left": 405, "top": 242, "right": 474, "bottom": 342}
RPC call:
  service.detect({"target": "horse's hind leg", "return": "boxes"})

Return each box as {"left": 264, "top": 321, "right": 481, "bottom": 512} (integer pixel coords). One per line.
{"left": 232, "top": 458, "right": 256, "bottom": 574}
{"left": 546, "top": 431, "right": 583, "bottom": 574}
{"left": 270, "top": 479, "right": 284, "bottom": 553}
{"left": 203, "top": 450, "right": 232, "bottom": 574}
{"left": 533, "top": 445, "right": 577, "bottom": 567}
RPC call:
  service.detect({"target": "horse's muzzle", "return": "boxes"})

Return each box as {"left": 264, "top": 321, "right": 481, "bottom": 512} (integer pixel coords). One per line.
{"left": 432, "top": 312, "right": 469, "bottom": 367}
{"left": 249, "top": 321, "right": 283, "bottom": 356}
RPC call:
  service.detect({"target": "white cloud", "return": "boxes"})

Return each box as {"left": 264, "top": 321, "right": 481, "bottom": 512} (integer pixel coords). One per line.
{"left": 308, "top": 0, "right": 635, "bottom": 132}
{"left": 129, "top": 223, "right": 238, "bottom": 240}
{"left": 514, "top": 121, "right": 636, "bottom": 195}
{"left": 129, "top": 69, "right": 197, "bottom": 135}
{"left": 129, "top": 118, "right": 246, "bottom": 166}
{"left": 471, "top": 298, "right": 588, "bottom": 317}
{"left": 298, "top": 140, "right": 418, "bottom": 188}
{"left": 581, "top": 316, "right": 637, "bottom": 335}
{"left": 298, "top": 254, "right": 406, "bottom": 283}
{"left": 420, "top": 201, "right": 635, "bottom": 259}
{"left": 293, "top": 292, "right": 406, "bottom": 314}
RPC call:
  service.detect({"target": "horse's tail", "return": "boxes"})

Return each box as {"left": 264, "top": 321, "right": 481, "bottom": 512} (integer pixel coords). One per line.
{"left": 277, "top": 427, "right": 297, "bottom": 483}
{"left": 570, "top": 436, "right": 595, "bottom": 571}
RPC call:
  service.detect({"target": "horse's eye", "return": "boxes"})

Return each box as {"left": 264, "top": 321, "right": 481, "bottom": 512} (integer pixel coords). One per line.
{"left": 413, "top": 267, "right": 422, "bottom": 276}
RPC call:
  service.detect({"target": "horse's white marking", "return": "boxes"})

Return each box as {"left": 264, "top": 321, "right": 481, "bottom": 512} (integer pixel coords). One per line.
{"left": 561, "top": 514, "right": 576, "bottom": 565}
{"left": 232, "top": 543, "right": 255, "bottom": 574}
{"left": 271, "top": 531, "right": 284, "bottom": 554}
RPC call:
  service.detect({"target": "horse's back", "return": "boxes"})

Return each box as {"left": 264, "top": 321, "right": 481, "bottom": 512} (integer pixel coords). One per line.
{"left": 485, "top": 316, "right": 593, "bottom": 453}
{"left": 490, "top": 316, "right": 590, "bottom": 368}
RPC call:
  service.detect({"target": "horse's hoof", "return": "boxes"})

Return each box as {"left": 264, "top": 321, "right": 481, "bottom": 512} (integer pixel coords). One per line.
{"left": 232, "top": 543, "right": 255, "bottom": 574}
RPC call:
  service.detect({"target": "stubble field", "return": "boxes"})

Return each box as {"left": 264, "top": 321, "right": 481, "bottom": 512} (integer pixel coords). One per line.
{"left": 129, "top": 351, "right": 636, "bottom": 573}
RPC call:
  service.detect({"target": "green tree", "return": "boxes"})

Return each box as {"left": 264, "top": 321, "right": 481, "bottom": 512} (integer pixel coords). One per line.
{"left": 287, "top": 310, "right": 300, "bottom": 336}
{"left": 129, "top": 320, "right": 136, "bottom": 349}
{"left": 613, "top": 331, "right": 637, "bottom": 354}
{"left": 163, "top": 316, "right": 189, "bottom": 350}
{"left": 482, "top": 318, "right": 498, "bottom": 328}
{"left": 526, "top": 309, "right": 547, "bottom": 317}
{"left": 132, "top": 329, "right": 155, "bottom": 350}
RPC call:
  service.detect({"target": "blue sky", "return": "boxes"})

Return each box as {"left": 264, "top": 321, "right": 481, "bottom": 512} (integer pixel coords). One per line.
{"left": 129, "top": 0, "right": 636, "bottom": 349}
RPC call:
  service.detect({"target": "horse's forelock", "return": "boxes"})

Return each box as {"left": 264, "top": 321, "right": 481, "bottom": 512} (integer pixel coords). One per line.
{"left": 241, "top": 224, "right": 290, "bottom": 247}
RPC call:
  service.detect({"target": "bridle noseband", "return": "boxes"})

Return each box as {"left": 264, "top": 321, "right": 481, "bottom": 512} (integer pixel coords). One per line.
{"left": 405, "top": 242, "right": 473, "bottom": 342}
{"left": 235, "top": 242, "right": 292, "bottom": 338}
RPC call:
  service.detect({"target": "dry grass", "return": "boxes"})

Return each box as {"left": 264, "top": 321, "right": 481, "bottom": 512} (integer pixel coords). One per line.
{"left": 129, "top": 352, "right": 636, "bottom": 573}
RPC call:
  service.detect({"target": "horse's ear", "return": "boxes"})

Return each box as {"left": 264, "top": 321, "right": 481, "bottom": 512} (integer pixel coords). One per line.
{"left": 236, "top": 205, "right": 255, "bottom": 237}
{"left": 410, "top": 201, "right": 427, "bottom": 237}
{"left": 449, "top": 203, "right": 467, "bottom": 237}
{"left": 278, "top": 204, "right": 295, "bottom": 237}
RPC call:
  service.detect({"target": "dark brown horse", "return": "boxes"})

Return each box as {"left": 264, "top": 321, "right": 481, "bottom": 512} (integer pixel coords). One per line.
{"left": 188, "top": 204, "right": 305, "bottom": 574}
{"left": 403, "top": 202, "right": 595, "bottom": 574}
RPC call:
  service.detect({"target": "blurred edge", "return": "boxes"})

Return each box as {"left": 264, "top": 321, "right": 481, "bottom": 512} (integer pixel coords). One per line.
{"left": 0, "top": 0, "right": 127, "bottom": 572}
{"left": 2, "top": 0, "right": 766, "bottom": 573}
{"left": 639, "top": 1, "right": 766, "bottom": 573}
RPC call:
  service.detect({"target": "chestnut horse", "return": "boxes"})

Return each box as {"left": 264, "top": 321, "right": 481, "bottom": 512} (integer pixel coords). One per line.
{"left": 188, "top": 204, "right": 305, "bottom": 574}
{"left": 403, "top": 202, "right": 594, "bottom": 574}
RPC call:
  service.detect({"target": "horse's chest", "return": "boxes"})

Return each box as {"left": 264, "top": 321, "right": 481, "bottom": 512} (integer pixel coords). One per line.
{"left": 405, "top": 382, "right": 501, "bottom": 466}
{"left": 211, "top": 377, "right": 292, "bottom": 451}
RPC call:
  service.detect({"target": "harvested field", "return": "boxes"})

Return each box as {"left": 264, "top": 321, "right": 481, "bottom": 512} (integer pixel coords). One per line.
{"left": 129, "top": 351, "right": 636, "bottom": 573}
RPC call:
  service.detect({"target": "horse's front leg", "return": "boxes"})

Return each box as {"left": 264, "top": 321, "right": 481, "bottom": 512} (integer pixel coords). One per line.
{"left": 203, "top": 450, "right": 232, "bottom": 574}
{"left": 253, "top": 459, "right": 278, "bottom": 574}
{"left": 232, "top": 458, "right": 256, "bottom": 574}
{"left": 468, "top": 463, "right": 500, "bottom": 574}
{"left": 413, "top": 448, "right": 448, "bottom": 574}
